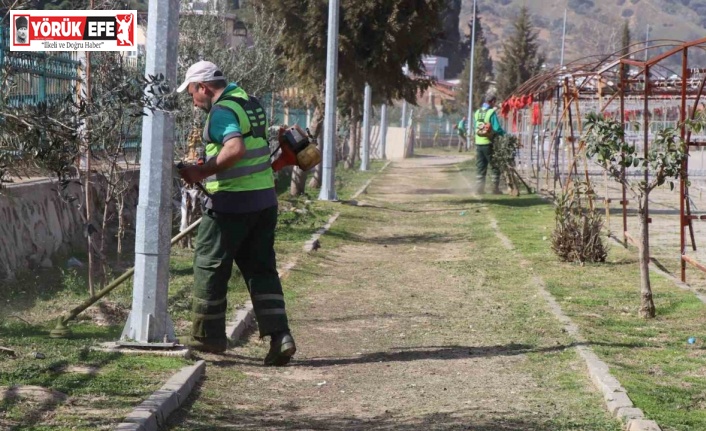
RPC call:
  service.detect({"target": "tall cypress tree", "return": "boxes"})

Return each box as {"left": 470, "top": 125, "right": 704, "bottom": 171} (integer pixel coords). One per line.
{"left": 495, "top": 6, "right": 544, "bottom": 100}
{"left": 432, "top": 0, "right": 464, "bottom": 79}
{"left": 621, "top": 20, "right": 631, "bottom": 82}
{"left": 453, "top": 15, "right": 493, "bottom": 114}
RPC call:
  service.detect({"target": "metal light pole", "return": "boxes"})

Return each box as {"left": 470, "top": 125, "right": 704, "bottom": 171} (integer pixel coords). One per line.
{"left": 319, "top": 0, "right": 340, "bottom": 201}
{"left": 401, "top": 64, "right": 409, "bottom": 128}
{"left": 560, "top": 9, "right": 567, "bottom": 67}
{"left": 554, "top": 9, "right": 567, "bottom": 187}
{"left": 380, "top": 104, "right": 388, "bottom": 160}
{"left": 121, "top": 0, "right": 180, "bottom": 344}
{"left": 401, "top": 101, "right": 407, "bottom": 128}
{"left": 361, "top": 83, "right": 372, "bottom": 171}
{"left": 466, "top": 0, "right": 477, "bottom": 151}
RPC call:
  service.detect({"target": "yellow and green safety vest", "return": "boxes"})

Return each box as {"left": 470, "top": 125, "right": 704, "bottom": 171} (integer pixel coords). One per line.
{"left": 203, "top": 86, "right": 273, "bottom": 193}
{"left": 474, "top": 107, "right": 496, "bottom": 145}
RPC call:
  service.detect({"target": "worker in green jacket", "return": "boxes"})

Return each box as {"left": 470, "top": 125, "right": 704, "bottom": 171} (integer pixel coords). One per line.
{"left": 455, "top": 116, "right": 467, "bottom": 152}
{"left": 176, "top": 60, "right": 295, "bottom": 366}
{"left": 473, "top": 94, "right": 506, "bottom": 194}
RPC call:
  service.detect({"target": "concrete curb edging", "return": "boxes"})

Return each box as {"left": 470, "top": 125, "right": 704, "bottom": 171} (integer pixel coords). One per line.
{"left": 225, "top": 301, "right": 255, "bottom": 344}
{"left": 352, "top": 161, "right": 393, "bottom": 200}
{"left": 304, "top": 213, "right": 340, "bottom": 252}
{"left": 303, "top": 160, "right": 392, "bottom": 253}
{"left": 455, "top": 157, "right": 662, "bottom": 431}
{"left": 114, "top": 360, "right": 206, "bottom": 431}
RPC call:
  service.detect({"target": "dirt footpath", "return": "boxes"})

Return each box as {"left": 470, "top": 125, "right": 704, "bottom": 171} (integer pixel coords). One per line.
{"left": 166, "top": 154, "right": 621, "bottom": 431}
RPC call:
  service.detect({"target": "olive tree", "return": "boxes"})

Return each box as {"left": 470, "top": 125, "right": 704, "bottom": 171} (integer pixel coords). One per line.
{"left": 0, "top": 48, "right": 172, "bottom": 294}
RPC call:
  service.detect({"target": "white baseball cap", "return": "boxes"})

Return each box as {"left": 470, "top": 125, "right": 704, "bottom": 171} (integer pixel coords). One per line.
{"left": 176, "top": 60, "right": 226, "bottom": 93}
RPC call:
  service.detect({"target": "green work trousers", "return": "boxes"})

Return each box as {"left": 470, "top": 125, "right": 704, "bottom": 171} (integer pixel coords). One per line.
{"left": 475, "top": 143, "right": 500, "bottom": 192}
{"left": 192, "top": 205, "right": 289, "bottom": 341}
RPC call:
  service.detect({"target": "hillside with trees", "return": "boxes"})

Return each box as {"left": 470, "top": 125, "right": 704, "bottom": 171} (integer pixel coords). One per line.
{"left": 458, "top": 0, "right": 706, "bottom": 72}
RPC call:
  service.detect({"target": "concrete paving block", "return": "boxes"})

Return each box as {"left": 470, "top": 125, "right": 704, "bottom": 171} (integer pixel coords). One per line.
{"left": 121, "top": 407, "right": 158, "bottom": 430}
{"left": 150, "top": 391, "right": 179, "bottom": 425}
{"left": 114, "top": 424, "right": 145, "bottom": 431}
{"left": 226, "top": 302, "right": 254, "bottom": 343}
{"left": 114, "top": 360, "right": 205, "bottom": 431}
{"left": 605, "top": 391, "right": 633, "bottom": 414}
{"left": 587, "top": 368, "right": 621, "bottom": 395}
{"left": 617, "top": 407, "right": 644, "bottom": 422}
{"left": 627, "top": 419, "right": 663, "bottom": 431}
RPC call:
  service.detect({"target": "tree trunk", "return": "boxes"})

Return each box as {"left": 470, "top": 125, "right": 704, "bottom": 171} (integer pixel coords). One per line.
{"left": 345, "top": 107, "right": 359, "bottom": 169}
{"left": 116, "top": 193, "right": 125, "bottom": 268}
{"left": 307, "top": 105, "right": 325, "bottom": 189}
{"left": 179, "top": 186, "right": 190, "bottom": 248}
{"left": 308, "top": 159, "right": 322, "bottom": 189}
{"left": 99, "top": 196, "right": 111, "bottom": 258}
{"left": 99, "top": 193, "right": 111, "bottom": 285}
{"left": 336, "top": 111, "right": 346, "bottom": 163}
{"left": 290, "top": 166, "right": 308, "bottom": 196}
{"left": 355, "top": 118, "right": 362, "bottom": 163}
{"left": 638, "top": 200, "right": 656, "bottom": 318}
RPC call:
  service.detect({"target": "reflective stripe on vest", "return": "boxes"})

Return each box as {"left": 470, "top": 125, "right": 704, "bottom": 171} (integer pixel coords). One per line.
{"left": 203, "top": 87, "right": 274, "bottom": 193}
{"left": 474, "top": 108, "right": 496, "bottom": 145}
{"left": 205, "top": 145, "right": 271, "bottom": 181}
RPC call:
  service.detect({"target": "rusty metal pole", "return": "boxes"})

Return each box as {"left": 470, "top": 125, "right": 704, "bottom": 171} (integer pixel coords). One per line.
{"left": 680, "top": 48, "right": 689, "bottom": 282}
{"left": 620, "top": 62, "right": 628, "bottom": 247}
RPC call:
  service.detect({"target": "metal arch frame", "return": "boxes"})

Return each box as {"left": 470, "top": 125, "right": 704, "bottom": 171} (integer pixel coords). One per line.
{"left": 503, "top": 37, "right": 706, "bottom": 283}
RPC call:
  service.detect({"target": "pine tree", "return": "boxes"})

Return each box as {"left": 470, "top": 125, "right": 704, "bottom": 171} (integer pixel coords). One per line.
{"left": 495, "top": 6, "right": 545, "bottom": 100}
{"left": 453, "top": 15, "right": 493, "bottom": 114}
{"left": 432, "top": 0, "right": 464, "bottom": 79}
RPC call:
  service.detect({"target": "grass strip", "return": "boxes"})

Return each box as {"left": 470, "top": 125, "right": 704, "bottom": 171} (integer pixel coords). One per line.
{"left": 0, "top": 160, "right": 385, "bottom": 430}
{"left": 455, "top": 159, "right": 706, "bottom": 431}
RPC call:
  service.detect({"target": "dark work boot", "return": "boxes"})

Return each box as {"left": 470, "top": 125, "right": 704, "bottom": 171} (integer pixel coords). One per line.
{"left": 264, "top": 331, "right": 296, "bottom": 366}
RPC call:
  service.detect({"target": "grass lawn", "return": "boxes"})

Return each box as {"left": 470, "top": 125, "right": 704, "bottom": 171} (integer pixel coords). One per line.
{"left": 456, "top": 159, "right": 706, "bottom": 431}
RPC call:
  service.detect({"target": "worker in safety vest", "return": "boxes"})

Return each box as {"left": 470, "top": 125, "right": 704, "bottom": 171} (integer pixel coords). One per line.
{"left": 177, "top": 61, "right": 295, "bottom": 366}
{"left": 473, "top": 94, "right": 505, "bottom": 194}
{"left": 454, "top": 116, "right": 467, "bottom": 152}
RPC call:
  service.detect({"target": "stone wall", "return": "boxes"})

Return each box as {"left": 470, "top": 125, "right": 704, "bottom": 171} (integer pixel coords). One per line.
{"left": 0, "top": 179, "right": 85, "bottom": 279}
{"left": 0, "top": 172, "right": 140, "bottom": 280}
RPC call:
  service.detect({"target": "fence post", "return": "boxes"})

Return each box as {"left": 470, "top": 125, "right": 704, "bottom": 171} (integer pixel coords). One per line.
{"left": 0, "top": 26, "right": 5, "bottom": 70}
{"left": 39, "top": 55, "right": 47, "bottom": 103}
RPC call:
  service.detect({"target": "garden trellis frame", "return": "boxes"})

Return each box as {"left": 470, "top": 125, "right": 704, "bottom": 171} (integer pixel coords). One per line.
{"left": 503, "top": 37, "right": 706, "bottom": 284}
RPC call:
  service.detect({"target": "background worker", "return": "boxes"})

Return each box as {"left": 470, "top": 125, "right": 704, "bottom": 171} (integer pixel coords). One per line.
{"left": 176, "top": 60, "right": 296, "bottom": 366}
{"left": 455, "top": 116, "right": 467, "bottom": 152}
{"left": 473, "top": 94, "right": 505, "bottom": 194}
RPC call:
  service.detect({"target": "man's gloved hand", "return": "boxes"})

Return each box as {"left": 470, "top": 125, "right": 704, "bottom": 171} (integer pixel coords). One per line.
{"left": 179, "top": 165, "right": 205, "bottom": 185}
{"left": 177, "top": 162, "right": 206, "bottom": 185}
